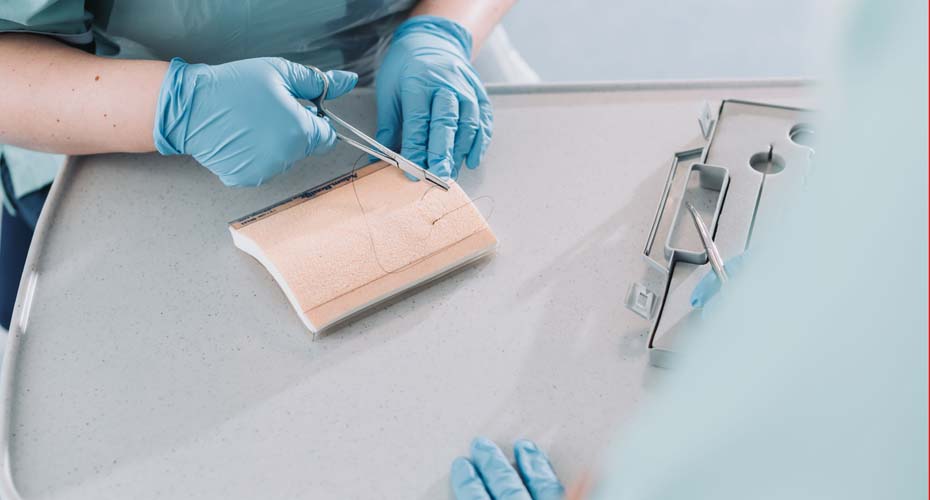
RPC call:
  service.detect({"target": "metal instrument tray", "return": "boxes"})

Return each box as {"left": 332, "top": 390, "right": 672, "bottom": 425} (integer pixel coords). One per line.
{"left": 634, "top": 100, "right": 815, "bottom": 367}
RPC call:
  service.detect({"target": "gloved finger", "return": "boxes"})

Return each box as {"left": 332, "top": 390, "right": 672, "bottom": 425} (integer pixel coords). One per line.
{"left": 466, "top": 82, "right": 493, "bottom": 169}
{"left": 219, "top": 173, "right": 264, "bottom": 188}
{"left": 690, "top": 271, "right": 722, "bottom": 309}
{"left": 321, "top": 70, "right": 358, "bottom": 99}
{"left": 452, "top": 95, "right": 480, "bottom": 179}
{"left": 451, "top": 457, "right": 493, "bottom": 500}
{"left": 400, "top": 84, "right": 432, "bottom": 173}
{"left": 514, "top": 440, "right": 565, "bottom": 500}
{"left": 375, "top": 96, "right": 402, "bottom": 155}
{"left": 283, "top": 60, "right": 358, "bottom": 101}
{"left": 212, "top": 153, "right": 288, "bottom": 187}
{"left": 690, "top": 253, "right": 748, "bottom": 308}
{"left": 303, "top": 109, "right": 338, "bottom": 155}
{"left": 470, "top": 437, "right": 532, "bottom": 500}
{"left": 374, "top": 85, "right": 401, "bottom": 165}
{"left": 427, "top": 88, "right": 458, "bottom": 179}
{"left": 218, "top": 162, "right": 278, "bottom": 188}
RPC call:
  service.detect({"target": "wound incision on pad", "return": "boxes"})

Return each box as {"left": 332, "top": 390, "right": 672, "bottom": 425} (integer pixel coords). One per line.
{"left": 229, "top": 161, "right": 498, "bottom": 334}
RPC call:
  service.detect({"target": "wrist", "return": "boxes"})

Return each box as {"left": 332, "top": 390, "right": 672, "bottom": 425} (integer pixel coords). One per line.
{"left": 393, "top": 15, "right": 474, "bottom": 60}
{"left": 153, "top": 57, "right": 197, "bottom": 156}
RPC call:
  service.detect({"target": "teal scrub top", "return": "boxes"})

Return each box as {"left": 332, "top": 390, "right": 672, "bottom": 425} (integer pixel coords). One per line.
{"left": 0, "top": 0, "right": 417, "bottom": 204}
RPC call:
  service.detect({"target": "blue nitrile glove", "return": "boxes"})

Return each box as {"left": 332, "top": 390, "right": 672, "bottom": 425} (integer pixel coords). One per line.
{"left": 451, "top": 437, "right": 565, "bottom": 500}
{"left": 375, "top": 15, "right": 492, "bottom": 180}
{"left": 154, "top": 57, "right": 358, "bottom": 187}
{"left": 690, "top": 253, "right": 749, "bottom": 308}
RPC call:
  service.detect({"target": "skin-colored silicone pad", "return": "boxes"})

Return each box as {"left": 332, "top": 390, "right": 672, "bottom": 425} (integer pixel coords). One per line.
{"left": 230, "top": 162, "right": 497, "bottom": 332}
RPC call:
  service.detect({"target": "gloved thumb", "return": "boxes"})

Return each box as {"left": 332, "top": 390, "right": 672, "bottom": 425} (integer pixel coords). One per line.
{"left": 285, "top": 61, "right": 358, "bottom": 101}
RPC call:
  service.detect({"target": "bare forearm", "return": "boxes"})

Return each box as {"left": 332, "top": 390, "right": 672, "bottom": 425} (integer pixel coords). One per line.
{"left": 411, "top": 0, "right": 516, "bottom": 54}
{"left": 0, "top": 33, "right": 167, "bottom": 155}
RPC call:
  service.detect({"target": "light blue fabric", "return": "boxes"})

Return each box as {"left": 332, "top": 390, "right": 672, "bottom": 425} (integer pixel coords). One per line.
{"left": 0, "top": 0, "right": 416, "bottom": 80}
{"left": 375, "top": 16, "right": 492, "bottom": 179}
{"left": 154, "top": 57, "right": 357, "bottom": 187}
{"left": 587, "top": 1, "right": 927, "bottom": 499}
{"left": 452, "top": 437, "right": 565, "bottom": 500}
{"left": 0, "top": 1, "right": 91, "bottom": 38}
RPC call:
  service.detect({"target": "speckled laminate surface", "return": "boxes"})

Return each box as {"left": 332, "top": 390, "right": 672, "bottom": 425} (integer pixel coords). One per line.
{"left": 0, "top": 83, "right": 810, "bottom": 499}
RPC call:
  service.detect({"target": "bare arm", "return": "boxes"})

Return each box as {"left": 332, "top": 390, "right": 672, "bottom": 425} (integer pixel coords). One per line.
{"left": 411, "top": 0, "right": 517, "bottom": 54}
{"left": 0, "top": 33, "right": 166, "bottom": 155}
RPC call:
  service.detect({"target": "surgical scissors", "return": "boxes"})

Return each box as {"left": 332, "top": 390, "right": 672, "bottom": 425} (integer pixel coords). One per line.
{"left": 305, "top": 66, "right": 450, "bottom": 191}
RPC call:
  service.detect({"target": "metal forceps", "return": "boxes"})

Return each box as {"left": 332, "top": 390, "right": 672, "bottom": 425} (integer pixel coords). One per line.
{"left": 685, "top": 202, "right": 728, "bottom": 284}
{"left": 305, "top": 66, "right": 450, "bottom": 191}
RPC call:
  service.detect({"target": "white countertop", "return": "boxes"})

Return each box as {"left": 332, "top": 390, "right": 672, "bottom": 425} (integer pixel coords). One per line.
{"left": 0, "top": 82, "right": 810, "bottom": 499}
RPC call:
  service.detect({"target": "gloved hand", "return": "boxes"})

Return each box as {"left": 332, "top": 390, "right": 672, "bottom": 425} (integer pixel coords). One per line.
{"left": 154, "top": 57, "right": 358, "bottom": 187}
{"left": 452, "top": 437, "right": 564, "bottom": 500}
{"left": 375, "top": 15, "right": 492, "bottom": 180}
{"left": 690, "top": 253, "right": 748, "bottom": 308}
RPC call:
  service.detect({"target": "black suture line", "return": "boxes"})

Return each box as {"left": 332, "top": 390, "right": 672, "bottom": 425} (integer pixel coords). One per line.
{"left": 346, "top": 150, "right": 495, "bottom": 275}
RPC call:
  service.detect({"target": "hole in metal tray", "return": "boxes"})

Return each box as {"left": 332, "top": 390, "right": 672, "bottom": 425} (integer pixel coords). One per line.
{"left": 788, "top": 123, "right": 816, "bottom": 149}
{"left": 749, "top": 150, "right": 786, "bottom": 175}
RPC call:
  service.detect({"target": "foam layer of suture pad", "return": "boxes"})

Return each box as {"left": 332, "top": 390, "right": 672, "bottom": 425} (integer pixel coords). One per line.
{"left": 229, "top": 162, "right": 498, "bottom": 334}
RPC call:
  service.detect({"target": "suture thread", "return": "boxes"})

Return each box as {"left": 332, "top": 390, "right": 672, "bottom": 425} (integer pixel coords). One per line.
{"left": 346, "top": 151, "right": 496, "bottom": 275}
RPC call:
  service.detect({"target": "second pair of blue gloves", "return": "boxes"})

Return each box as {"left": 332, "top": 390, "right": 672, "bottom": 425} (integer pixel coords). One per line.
{"left": 452, "top": 437, "right": 565, "bottom": 500}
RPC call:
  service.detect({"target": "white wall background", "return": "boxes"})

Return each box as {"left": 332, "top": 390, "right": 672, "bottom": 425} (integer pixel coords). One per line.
{"left": 500, "top": 0, "right": 846, "bottom": 81}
